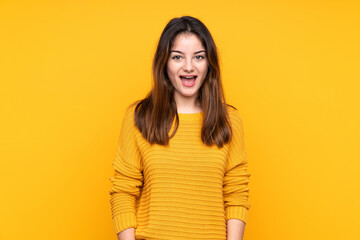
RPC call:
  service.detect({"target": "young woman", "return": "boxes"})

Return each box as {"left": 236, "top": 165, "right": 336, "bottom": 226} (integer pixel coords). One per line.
{"left": 109, "top": 16, "right": 251, "bottom": 240}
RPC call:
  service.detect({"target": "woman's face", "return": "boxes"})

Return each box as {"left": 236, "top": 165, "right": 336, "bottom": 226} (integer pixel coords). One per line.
{"left": 166, "top": 33, "right": 208, "bottom": 104}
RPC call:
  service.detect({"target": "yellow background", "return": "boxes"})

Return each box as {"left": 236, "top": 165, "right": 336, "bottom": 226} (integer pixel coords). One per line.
{"left": 1, "top": 0, "right": 359, "bottom": 239}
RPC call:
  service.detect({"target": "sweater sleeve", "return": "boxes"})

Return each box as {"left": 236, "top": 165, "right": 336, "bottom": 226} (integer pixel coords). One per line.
{"left": 223, "top": 108, "right": 251, "bottom": 224}
{"left": 109, "top": 105, "right": 144, "bottom": 234}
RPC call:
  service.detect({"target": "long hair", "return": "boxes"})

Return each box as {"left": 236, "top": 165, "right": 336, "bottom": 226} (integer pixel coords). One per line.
{"left": 132, "top": 15, "right": 235, "bottom": 148}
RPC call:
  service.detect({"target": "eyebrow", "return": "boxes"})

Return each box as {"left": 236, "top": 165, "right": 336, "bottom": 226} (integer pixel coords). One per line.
{"left": 170, "top": 50, "right": 206, "bottom": 54}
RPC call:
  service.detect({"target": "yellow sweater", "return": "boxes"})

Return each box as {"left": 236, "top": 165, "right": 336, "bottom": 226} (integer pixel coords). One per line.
{"left": 109, "top": 104, "right": 251, "bottom": 239}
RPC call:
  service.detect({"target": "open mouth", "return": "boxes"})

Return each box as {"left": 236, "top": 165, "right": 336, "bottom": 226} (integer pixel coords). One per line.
{"left": 180, "top": 75, "right": 197, "bottom": 87}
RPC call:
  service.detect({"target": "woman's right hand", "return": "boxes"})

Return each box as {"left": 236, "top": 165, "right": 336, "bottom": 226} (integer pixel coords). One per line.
{"left": 117, "top": 227, "right": 135, "bottom": 240}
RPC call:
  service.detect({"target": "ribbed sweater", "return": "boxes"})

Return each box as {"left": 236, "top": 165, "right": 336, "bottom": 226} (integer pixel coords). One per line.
{"left": 109, "top": 104, "right": 251, "bottom": 240}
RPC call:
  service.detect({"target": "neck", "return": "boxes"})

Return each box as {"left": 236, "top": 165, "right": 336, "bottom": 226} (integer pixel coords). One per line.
{"left": 174, "top": 93, "right": 202, "bottom": 113}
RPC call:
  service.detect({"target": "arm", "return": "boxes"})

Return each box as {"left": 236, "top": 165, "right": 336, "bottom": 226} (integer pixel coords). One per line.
{"left": 109, "top": 105, "right": 143, "bottom": 237}
{"left": 117, "top": 227, "right": 135, "bottom": 240}
{"left": 227, "top": 219, "right": 245, "bottom": 240}
{"left": 223, "top": 109, "right": 251, "bottom": 240}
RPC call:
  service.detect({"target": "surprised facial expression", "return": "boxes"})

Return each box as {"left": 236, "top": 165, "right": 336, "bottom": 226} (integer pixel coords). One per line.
{"left": 166, "top": 33, "right": 208, "bottom": 101}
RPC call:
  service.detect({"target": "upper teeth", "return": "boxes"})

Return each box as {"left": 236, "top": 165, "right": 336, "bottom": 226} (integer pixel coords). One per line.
{"left": 183, "top": 76, "right": 194, "bottom": 78}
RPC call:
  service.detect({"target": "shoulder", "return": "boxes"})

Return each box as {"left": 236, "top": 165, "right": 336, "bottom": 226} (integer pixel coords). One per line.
{"left": 120, "top": 102, "right": 140, "bottom": 135}
{"left": 226, "top": 104, "right": 246, "bottom": 142}
{"left": 124, "top": 103, "right": 136, "bottom": 119}
{"left": 123, "top": 100, "right": 141, "bottom": 123}
{"left": 226, "top": 104, "right": 243, "bottom": 127}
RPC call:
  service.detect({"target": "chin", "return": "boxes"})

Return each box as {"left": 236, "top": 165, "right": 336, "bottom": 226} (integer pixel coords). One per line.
{"left": 180, "top": 89, "right": 198, "bottom": 96}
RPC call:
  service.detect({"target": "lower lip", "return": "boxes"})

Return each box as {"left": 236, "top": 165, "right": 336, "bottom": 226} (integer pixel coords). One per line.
{"left": 180, "top": 77, "right": 197, "bottom": 87}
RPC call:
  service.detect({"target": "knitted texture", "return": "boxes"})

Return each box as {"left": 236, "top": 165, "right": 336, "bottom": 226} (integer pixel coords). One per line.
{"left": 109, "top": 104, "right": 251, "bottom": 239}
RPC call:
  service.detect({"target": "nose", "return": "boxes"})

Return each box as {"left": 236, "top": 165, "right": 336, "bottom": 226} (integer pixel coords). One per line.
{"left": 183, "top": 58, "right": 194, "bottom": 72}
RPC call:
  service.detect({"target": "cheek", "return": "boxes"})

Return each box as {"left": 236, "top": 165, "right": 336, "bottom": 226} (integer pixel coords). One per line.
{"left": 167, "top": 63, "right": 177, "bottom": 77}
{"left": 198, "top": 66, "right": 209, "bottom": 85}
{"left": 198, "top": 63, "right": 208, "bottom": 76}
{"left": 166, "top": 65, "right": 178, "bottom": 87}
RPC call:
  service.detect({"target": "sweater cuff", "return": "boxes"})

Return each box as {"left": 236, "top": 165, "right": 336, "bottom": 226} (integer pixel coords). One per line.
{"left": 225, "top": 206, "right": 248, "bottom": 224}
{"left": 112, "top": 212, "right": 137, "bottom": 235}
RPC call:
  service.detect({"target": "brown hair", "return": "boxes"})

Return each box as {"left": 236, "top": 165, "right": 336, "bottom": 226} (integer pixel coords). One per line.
{"left": 131, "top": 16, "right": 235, "bottom": 148}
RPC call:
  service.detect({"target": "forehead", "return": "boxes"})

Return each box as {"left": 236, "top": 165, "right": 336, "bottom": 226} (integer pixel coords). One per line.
{"left": 171, "top": 33, "right": 204, "bottom": 50}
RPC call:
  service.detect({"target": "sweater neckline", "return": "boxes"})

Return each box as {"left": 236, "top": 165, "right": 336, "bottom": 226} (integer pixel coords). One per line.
{"left": 177, "top": 111, "right": 203, "bottom": 121}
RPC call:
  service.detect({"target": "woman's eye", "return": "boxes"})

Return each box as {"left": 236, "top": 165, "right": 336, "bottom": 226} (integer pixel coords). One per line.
{"left": 171, "top": 55, "right": 205, "bottom": 60}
